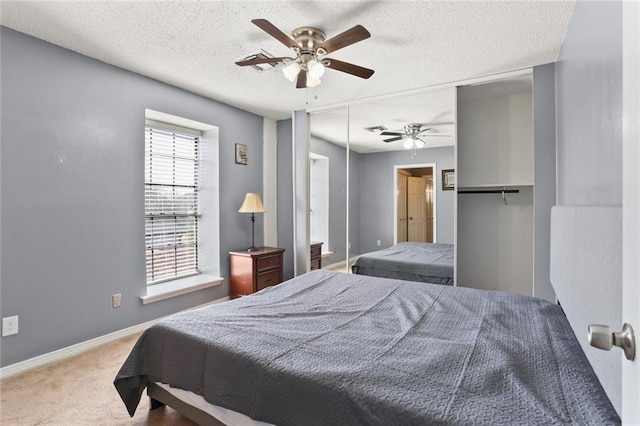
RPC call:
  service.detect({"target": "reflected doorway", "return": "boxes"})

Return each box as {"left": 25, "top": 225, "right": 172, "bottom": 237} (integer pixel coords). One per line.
{"left": 396, "top": 164, "right": 436, "bottom": 243}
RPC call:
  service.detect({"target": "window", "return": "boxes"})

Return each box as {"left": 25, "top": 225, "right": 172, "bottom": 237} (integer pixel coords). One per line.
{"left": 145, "top": 123, "right": 200, "bottom": 284}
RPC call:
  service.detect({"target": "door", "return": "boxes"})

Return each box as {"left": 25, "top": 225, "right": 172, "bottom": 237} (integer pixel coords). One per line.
{"left": 622, "top": 1, "right": 639, "bottom": 421}
{"left": 407, "top": 177, "right": 427, "bottom": 242}
{"left": 397, "top": 171, "right": 408, "bottom": 242}
{"left": 425, "top": 176, "right": 434, "bottom": 243}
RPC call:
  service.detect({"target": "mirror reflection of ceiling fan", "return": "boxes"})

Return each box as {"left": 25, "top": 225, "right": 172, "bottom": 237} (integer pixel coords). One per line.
{"left": 236, "top": 19, "right": 374, "bottom": 89}
{"left": 381, "top": 123, "right": 452, "bottom": 150}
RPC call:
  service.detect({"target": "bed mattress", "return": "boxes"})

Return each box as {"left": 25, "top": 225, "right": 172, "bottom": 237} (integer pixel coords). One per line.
{"left": 115, "top": 270, "right": 619, "bottom": 425}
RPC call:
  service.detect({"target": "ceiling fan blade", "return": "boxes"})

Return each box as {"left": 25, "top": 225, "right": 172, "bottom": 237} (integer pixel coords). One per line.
{"left": 421, "top": 133, "right": 452, "bottom": 137}
{"left": 317, "top": 25, "right": 371, "bottom": 54}
{"left": 415, "top": 127, "right": 432, "bottom": 135}
{"left": 383, "top": 137, "right": 404, "bottom": 143}
{"left": 380, "top": 131, "right": 403, "bottom": 136}
{"left": 324, "top": 58, "right": 374, "bottom": 79}
{"left": 235, "top": 57, "right": 292, "bottom": 66}
{"left": 251, "top": 19, "right": 299, "bottom": 49}
{"left": 296, "top": 71, "right": 307, "bottom": 89}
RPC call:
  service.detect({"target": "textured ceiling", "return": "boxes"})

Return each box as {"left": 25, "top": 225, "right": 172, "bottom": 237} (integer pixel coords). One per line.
{"left": 1, "top": 0, "right": 574, "bottom": 124}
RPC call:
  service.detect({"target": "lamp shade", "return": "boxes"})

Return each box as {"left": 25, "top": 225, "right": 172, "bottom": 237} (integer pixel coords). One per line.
{"left": 238, "top": 193, "right": 266, "bottom": 213}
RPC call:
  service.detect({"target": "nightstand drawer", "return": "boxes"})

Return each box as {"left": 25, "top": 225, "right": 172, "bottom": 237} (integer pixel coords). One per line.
{"left": 310, "top": 244, "right": 322, "bottom": 258}
{"left": 256, "top": 270, "right": 280, "bottom": 291}
{"left": 310, "top": 258, "right": 321, "bottom": 270}
{"left": 257, "top": 254, "right": 282, "bottom": 272}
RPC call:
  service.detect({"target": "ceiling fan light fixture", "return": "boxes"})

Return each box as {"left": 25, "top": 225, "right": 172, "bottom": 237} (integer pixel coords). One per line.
{"left": 283, "top": 61, "right": 301, "bottom": 82}
{"left": 403, "top": 138, "right": 414, "bottom": 150}
{"left": 414, "top": 138, "right": 425, "bottom": 148}
{"left": 308, "top": 59, "right": 325, "bottom": 78}
{"left": 306, "top": 74, "right": 322, "bottom": 87}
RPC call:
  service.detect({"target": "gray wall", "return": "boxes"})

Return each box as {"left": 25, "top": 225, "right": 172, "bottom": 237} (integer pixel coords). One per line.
{"left": 554, "top": 0, "right": 623, "bottom": 413}
{"left": 357, "top": 146, "right": 455, "bottom": 254}
{"left": 276, "top": 118, "right": 294, "bottom": 280}
{"left": 532, "top": 63, "right": 557, "bottom": 302}
{"left": 0, "top": 28, "right": 265, "bottom": 366}
{"left": 556, "top": 1, "right": 622, "bottom": 206}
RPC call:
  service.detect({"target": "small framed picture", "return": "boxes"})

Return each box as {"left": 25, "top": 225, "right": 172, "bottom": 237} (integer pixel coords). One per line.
{"left": 442, "top": 169, "right": 455, "bottom": 190}
{"left": 235, "top": 143, "right": 248, "bottom": 165}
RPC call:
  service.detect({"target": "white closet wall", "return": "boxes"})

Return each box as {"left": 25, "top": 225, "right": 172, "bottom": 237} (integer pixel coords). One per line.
{"left": 456, "top": 80, "right": 535, "bottom": 296}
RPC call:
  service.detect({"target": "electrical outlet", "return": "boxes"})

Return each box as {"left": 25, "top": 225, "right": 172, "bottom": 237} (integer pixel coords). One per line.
{"left": 377, "top": 240, "right": 382, "bottom": 246}
{"left": 2, "top": 316, "right": 19, "bottom": 337}
{"left": 112, "top": 294, "right": 122, "bottom": 309}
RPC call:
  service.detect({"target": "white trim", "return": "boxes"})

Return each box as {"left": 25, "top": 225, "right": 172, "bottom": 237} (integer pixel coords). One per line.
{"left": 622, "top": 0, "right": 640, "bottom": 421}
{"left": 0, "top": 296, "right": 230, "bottom": 380}
{"left": 306, "top": 68, "right": 532, "bottom": 115}
{"left": 145, "top": 109, "right": 216, "bottom": 132}
{"left": 263, "top": 118, "right": 278, "bottom": 247}
{"left": 140, "top": 274, "right": 223, "bottom": 304}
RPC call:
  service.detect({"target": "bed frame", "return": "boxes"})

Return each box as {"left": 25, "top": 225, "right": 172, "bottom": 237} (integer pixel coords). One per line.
{"left": 147, "top": 383, "right": 225, "bottom": 426}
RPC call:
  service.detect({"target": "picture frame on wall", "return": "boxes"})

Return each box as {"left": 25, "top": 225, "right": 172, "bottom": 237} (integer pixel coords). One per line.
{"left": 442, "top": 169, "right": 455, "bottom": 190}
{"left": 235, "top": 143, "right": 248, "bottom": 165}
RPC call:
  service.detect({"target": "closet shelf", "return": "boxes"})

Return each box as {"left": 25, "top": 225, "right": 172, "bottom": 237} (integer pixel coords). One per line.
{"left": 457, "top": 184, "right": 533, "bottom": 192}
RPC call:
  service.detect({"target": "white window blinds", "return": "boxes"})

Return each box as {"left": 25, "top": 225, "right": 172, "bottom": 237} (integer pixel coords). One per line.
{"left": 145, "top": 125, "right": 200, "bottom": 284}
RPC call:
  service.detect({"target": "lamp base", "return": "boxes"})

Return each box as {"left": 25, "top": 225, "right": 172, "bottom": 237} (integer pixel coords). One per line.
{"left": 247, "top": 246, "right": 259, "bottom": 252}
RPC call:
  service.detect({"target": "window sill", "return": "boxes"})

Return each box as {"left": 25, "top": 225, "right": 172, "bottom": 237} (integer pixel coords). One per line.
{"left": 140, "top": 274, "right": 224, "bottom": 305}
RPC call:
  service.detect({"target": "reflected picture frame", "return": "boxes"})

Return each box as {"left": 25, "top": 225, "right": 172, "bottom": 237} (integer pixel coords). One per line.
{"left": 235, "top": 143, "right": 248, "bottom": 165}
{"left": 442, "top": 169, "right": 455, "bottom": 190}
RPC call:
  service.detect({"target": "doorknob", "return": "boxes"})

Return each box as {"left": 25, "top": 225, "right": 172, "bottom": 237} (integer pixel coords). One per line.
{"left": 588, "top": 323, "right": 635, "bottom": 361}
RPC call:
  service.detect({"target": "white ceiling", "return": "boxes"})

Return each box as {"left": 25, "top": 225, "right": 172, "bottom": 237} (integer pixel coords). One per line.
{"left": 1, "top": 1, "right": 573, "bottom": 120}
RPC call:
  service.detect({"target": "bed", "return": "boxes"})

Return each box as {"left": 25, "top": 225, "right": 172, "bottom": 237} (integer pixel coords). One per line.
{"left": 351, "top": 242, "right": 454, "bottom": 285}
{"left": 114, "top": 269, "right": 618, "bottom": 425}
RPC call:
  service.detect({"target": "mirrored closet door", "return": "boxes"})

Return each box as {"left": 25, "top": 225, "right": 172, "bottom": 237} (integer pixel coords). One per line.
{"left": 300, "top": 86, "right": 457, "bottom": 277}
{"left": 308, "top": 107, "right": 349, "bottom": 272}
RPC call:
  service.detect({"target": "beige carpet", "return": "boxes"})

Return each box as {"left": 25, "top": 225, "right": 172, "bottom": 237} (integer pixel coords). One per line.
{"left": 0, "top": 332, "right": 196, "bottom": 425}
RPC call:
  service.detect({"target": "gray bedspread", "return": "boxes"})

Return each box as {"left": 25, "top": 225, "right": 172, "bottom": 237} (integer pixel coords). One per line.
{"left": 114, "top": 270, "right": 619, "bottom": 425}
{"left": 352, "top": 242, "right": 454, "bottom": 285}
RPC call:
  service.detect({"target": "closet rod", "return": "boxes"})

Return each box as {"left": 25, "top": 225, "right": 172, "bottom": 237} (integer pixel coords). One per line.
{"left": 458, "top": 189, "right": 520, "bottom": 194}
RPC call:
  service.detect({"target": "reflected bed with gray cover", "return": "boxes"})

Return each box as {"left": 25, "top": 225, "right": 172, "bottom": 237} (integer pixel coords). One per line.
{"left": 114, "top": 270, "right": 618, "bottom": 425}
{"left": 352, "top": 242, "right": 454, "bottom": 285}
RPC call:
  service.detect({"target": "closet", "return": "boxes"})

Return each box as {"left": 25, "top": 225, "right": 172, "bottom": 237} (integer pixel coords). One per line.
{"left": 456, "top": 75, "right": 535, "bottom": 297}
{"left": 455, "top": 66, "right": 556, "bottom": 302}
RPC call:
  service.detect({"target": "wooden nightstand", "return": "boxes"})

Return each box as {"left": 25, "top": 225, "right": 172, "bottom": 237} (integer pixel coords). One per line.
{"left": 310, "top": 242, "right": 323, "bottom": 270}
{"left": 229, "top": 247, "right": 285, "bottom": 299}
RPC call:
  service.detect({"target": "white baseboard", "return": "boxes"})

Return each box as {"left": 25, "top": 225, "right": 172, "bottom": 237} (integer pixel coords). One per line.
{"left": 0, "top": 296, "right": 229, "bottom": 380}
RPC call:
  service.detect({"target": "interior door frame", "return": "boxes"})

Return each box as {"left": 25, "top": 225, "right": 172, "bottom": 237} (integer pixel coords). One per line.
{"left": 393, "top": 163, "right": 437, "bottom": 245}
{"left": 622, "top": 0, "right": 639, "bottom": 421}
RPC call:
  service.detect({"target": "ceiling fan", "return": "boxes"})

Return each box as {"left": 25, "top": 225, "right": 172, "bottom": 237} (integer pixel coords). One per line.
{"left": 236, "top": 19, "right": 374, "bottom": 89}
{"left": 381, "top": 123, "right": 451, "bottom": 150}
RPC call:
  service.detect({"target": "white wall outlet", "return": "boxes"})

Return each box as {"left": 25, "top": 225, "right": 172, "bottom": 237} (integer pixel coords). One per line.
{"left": 112, "top": 293, "right": 122, "bottom": 309}
{"left": 2, "top": 316, "right": 19, "bottom": 337}
{"left": 377, "top": 240, "right": 382, "bottom": 246}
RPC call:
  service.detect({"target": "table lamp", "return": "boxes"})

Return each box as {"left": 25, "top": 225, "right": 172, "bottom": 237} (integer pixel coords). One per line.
{"left": 238, "top": 192, "right": 266, "bottom": 251}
